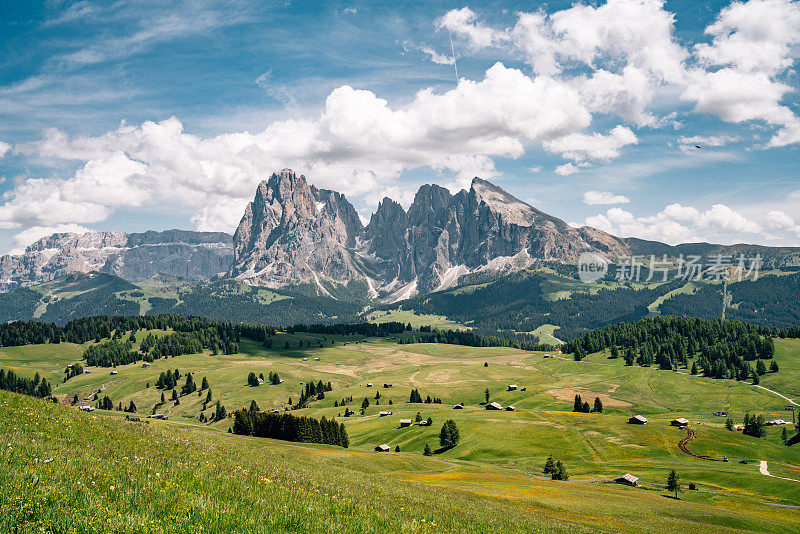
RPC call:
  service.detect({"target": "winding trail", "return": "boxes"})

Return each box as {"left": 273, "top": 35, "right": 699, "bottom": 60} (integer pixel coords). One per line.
{"left": 759, "top": 461, "right": 800, "bottom": 483}
{"left": 677, "top": 427, "right": 721, "bottom": 461}
{"left": 754, "top": 385, "right": 799, "bottom": 407}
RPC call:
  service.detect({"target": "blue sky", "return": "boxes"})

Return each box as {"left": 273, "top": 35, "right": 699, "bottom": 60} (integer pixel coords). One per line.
{"left": 0, "top": 0, "right": 799, "bottom": 254}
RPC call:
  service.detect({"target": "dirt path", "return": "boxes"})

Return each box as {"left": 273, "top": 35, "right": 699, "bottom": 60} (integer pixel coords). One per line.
{"left": 678, "top": 427, "right": 721, "bottom": 461}
{"left": 759, "top": 460, "right": 800, "bottom": 483}
{"left": 754, "top": 385, "right": 799, "bottom": 407}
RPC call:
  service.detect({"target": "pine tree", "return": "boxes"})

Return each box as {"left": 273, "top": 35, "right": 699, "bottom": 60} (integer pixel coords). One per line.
{"left": 543, "top": 455, "right": 556, "bottom": 475}
{"left": 553, "top": 460, "right": 569, "bottom": 480}
{"left": 249, "top": 400, "right": 260, "bottom": 412}
{"left": 395, "top": 445, "right": 400, "bottom": 452}
{"left": 171, "top": 389, "right": 178, "bottom": 401}
{"left": 770, "top": 360, "right": 779, "bottom": 372}
{"left": 439, "top": 419, "right": 460, "bottom": 449}
{"left": 201, "top": 376, "right": 209, "bottom": 390}
{"left": 573, "top": 394, "right": 583, "bottom": 412}
{"left": 247, "top": 372, "right": 259, "bottom": 387}
{"left": 593, "top": 397, "right": 603, "bottom": 413}
{"left": 423, "top": 443, "right": 432, "bottom": 456}
{"left": 181, "top": 373, "right": 196, "bottom": 395}
{"left": 691, "top": 361, "right": 698, "bottom": 375}
{"left": 667, "top": 469, "right": 680, "bottom": 498}
{"left": 725, "top": 416, "right": 734, "bottom": 431}
{"left": 782, "top": 427, "right": 789, "bottom": 444}
{"left": 485, "top": 388, "right": 490, "bottom": 403}
{"left": 214, "top": 400, "right": 226, "bottom": 421}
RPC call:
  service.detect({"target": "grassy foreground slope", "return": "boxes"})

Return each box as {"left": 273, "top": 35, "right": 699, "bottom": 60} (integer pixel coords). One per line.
{"left": 3, "top": 333, "right": 800, "bottom": 532}
{"left": 2, "top": 390, "right": 798, "bottom": 534}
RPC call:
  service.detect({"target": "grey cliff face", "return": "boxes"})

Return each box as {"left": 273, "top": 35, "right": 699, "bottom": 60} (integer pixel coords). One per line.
{"left": 0, "top": 230, "right": 232, "bottom": 292}
{"left": 229, "top": 169, "right": 365, "bottom": 288}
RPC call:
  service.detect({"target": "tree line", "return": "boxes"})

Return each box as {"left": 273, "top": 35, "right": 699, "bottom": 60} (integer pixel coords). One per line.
{"left": 286, "top": 322, "right": 409, "bottom": 337}
{"left": 232, "top": 409, "right": 349, "bottom": 447}
{"left": 399, "top": 328, "right": 553, "bottom": 351}
{"left": 0, "top": 369, "right": 52, "bottom": 398}
{"left": 0, "top": 314, "right": 240, "bottom": 347}
{"left": 563, "top": 316, "right": 789, "bottom": 380}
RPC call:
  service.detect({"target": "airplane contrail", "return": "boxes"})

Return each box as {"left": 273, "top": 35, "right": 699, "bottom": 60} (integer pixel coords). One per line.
{"left": 448, "top": 28, "right": 459, "bottom": 84}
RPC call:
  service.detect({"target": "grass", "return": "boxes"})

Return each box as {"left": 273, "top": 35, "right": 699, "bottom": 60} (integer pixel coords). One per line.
{"left": 3, "top": 333, "right": 800, "bottom": 532}
{"left": 367, "top": 309, "right": 468, "bottom": 330}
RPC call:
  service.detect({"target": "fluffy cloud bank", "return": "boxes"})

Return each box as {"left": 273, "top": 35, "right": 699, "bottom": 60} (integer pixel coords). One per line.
{"left": 8, "top": 61, "right": 599, "bottom": 235}
{"left": 2, "top": 0, "right": 800, "bottom": 251}
{"left": 585, "top": 203, "right": 764, "bottom": 244}
{"left": 440, "top": 0, "right": 800, "bottom": 145}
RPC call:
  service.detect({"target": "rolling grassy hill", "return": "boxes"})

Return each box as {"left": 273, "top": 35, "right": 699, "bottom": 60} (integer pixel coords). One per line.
{"left": 3, "top": 330, "right": 800, "bottom": 532}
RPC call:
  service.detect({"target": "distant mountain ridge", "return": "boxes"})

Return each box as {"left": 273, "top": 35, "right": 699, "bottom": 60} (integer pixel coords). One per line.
{"left": 0, "top": 229, "right": 233, "bottom": 292}
{"left": 1, "top": 169, "right": 799, "bottom": 297}
{"left": 230, "top": 170, "right": 629, "bottom": 297}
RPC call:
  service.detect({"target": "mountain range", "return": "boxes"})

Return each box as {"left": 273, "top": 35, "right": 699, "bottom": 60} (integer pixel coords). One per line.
{"left": 1, "top": 169, "right": 799, "bottom": 301}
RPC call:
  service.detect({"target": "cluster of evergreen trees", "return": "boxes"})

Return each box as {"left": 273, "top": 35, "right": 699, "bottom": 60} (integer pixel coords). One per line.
{"left": 155, "top": 369, "right": 183, "bottom": 390}
{"left": 286, "top": 322, "right": 408, "bottom": 337}
{"left": 63, "top": 363, "right": 84, "bottom": 381}
{"left": 572, "top": 395, "right": 602, "bottom": 413}
{"left": 232, "top": 409, "right": 349, "bottom": 447}
{"left": 234, "top": 324, "right": 277, "bottom": 343}
{"left": 408, "top": 389, "right": 442, "bottom": 404}
{"left": 0, "top": 314, "right": 241, "bottom": 348}
{"left": 82, "top": 326, "right": 238, "bottom": 368}
{"left": 564, "top": 316, "right": 782, "bottom": 380}
{"left": 743, "top": 413, "right": 766, "bottom": 438}
{"left": 398, "top": 328, "right": 552, "bottom": 351}
{"left": 97, "top": 395, "right": 114, "bottom": 410}
{"left": 296, "top": 380, "right": 333, "bottom": 407}
{"left": 0, "top": 369, "right": 52, "bottom": 398}
{"left": 247, "top": 371, "right": 283, "bottom": 386}
{"left": 83, "top": 339, "right": 139, "bottom": 367}
{"left": 543, "top": 455, "right": 569, "bottom": 480}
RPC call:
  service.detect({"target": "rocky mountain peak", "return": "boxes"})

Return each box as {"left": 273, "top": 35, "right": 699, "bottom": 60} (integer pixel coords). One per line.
{"left": 469, "top": 177, "right": 542, "bottom": 228}
{"left": 230, "top": 169, "right": 365, "bottom": 288}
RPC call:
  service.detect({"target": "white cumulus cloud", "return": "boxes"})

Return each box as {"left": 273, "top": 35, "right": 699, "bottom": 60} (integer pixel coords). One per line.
{"left": 582, "top": 191, "right": 631, "bottom": 205}
{"left": 584, "top": 202, "right": 765, "bottom": 244}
